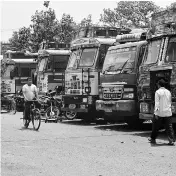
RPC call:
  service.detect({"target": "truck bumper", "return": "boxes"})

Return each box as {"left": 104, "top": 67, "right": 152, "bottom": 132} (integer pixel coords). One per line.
{"left": 96, "top": 100, "right": 137, "bottom": 117}
{"left": 139, "top": 102, "right": 176, "bottom": 121}
{"left": 61, "top": 95, "right": 98, "bottom": 114}
{"left": 61, "top": 107, "right": 88, "bottom": 113}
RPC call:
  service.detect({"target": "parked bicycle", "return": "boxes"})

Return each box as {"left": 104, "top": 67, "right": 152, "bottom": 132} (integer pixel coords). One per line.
{"left": 21, "top": 99, "right": 41, "bottom": 130}
{"left": 1, "top": 94, "right": 16, "bottom": 114}
{"left": 39, "top": 91, "right": 61, "bottom": 123}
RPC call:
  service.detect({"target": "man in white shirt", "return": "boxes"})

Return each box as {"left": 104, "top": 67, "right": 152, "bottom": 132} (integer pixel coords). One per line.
{"left": 22, "top": 77, "right": 38, "bottom": 121}
{"left": 149, "top": 79, "right": 175, "bottom": 145}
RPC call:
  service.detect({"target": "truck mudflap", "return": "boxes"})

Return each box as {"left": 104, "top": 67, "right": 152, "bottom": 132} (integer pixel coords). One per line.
{"left": 96, "top": 100, "right": 136, "bottom": 114}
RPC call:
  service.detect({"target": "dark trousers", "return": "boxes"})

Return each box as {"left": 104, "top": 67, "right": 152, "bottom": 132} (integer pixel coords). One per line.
{"left": 151, "top": 116, "right": 175, "bottom": 143}
{"left": 24, "top": 101, "right": 33, "bottom": 120}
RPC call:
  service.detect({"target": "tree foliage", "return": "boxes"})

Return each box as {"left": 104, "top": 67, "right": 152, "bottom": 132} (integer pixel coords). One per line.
{"left": 100, "top": 1, "right": 162, "bottom": 28}
{"left": 79, "top": 14, "right": 92, "bottom": 27}
{"left": 29, "top": 8, "right": 59, "bottom": 51}
{"left": 8, "top": 5, "right": 76, "bottom": 52}
{"left": 54, "top": 13, "right": 76, "bottom": 44}
{"left": 9, "top": 27, "right": 31, "bottom": 51}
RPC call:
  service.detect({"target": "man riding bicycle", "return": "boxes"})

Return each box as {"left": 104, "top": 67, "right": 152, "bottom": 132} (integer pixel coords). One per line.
{"left": 22, "top": 77, "right": 39, "bottom": 122}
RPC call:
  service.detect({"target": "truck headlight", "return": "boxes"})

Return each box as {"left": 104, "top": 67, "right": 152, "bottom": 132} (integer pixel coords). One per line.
{"left": 85, "top": 87, "right": 91, "bottom": 94}
{"left": 82, "top": 98, "right": 87, "bottom": 103}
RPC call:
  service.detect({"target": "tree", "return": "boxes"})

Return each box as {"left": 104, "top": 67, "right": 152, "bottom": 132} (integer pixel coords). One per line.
{"left": 100, "top": 1, "right": 161, "bottom": 28}
{"left": 9, "top": 27, "right": 31, "bottom": 51}
{"left": 55, "top": 13, "right": 76, "bottom": 44}
{"left": 79, "top": 14, "right": 92, "bottom": 27}
{"left": 30, "top": 8, "right": 59, "bottom": 51}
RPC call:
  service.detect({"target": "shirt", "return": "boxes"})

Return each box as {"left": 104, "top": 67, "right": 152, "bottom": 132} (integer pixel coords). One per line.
{"left": 154, "top": 87, "right": 172, "bottom": 117}
{"left": 22, "top": 84, "right": 38, "bottom": 101}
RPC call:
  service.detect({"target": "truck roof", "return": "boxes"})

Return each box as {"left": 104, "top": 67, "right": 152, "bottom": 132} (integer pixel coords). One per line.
{"left": 38, "top": 49, "right": 71, "bottom": 56}
{"left": 71, "top": 37, "right": 116, "bottom": 48}
{"left": 108, "top": 40, "right": 147, "bottom": 51}
{"left": 147, "top": 33, "right": 176, "bottom": 41}
{"left": 11, "top": 59, "right": 37, "bottom": 63}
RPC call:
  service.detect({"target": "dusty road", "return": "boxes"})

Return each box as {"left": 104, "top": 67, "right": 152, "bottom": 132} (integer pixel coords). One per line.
{"left": 1, "top": 112, "right": 176, "bottom": 176}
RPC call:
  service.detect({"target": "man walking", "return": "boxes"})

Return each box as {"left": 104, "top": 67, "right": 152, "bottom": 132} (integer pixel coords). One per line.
{"left": 149, "top": 79, "right": 175, "bottom": 145}
{"left": 22, "top": 77, "right": 38, "bottom": 121}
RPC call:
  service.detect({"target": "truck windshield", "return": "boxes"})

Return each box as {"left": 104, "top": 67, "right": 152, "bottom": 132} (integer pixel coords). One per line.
{"left": 67, "top": 48, "right": 98, "bottom": 69}
{"left": 79, "top": 48, "right": 97, "bottom": 67}
{"left": 53, "top": 55, "right": 69, "bottom": 71}
{"left": 103, "top": 46, "right": 136, "bottom": 72}
{"left": 38, "top": 58, "right": 46, "bottom": 71}
{"left": 144, "top": 39, "right": 161, "bottom": 64}
{"left": 165, "top": 36, "right": 176, "bottom": 62}
{"left": 67, "top": 50, "right": 80, "bottom": 69}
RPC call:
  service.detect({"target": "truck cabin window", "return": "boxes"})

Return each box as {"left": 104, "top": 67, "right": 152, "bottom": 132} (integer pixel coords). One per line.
{"left": 53, "top": 55, "right": 69, "bottom": 72}
{"left": 108, "top": 30, "right": 118, "bottom": 37}
{"left": 46, "top": 57, "right": 52, "bottom": 70}
{"left": 103, "top": 46, "right": 136, "bottom": 73}
{"left": 21, "top": 67, "right": 30, "bottom": 77}
{"left": 95, "top": 30, "right": 106, "bottom": 37}
{"left": 165, "top": 37, "right": 176, "bottom": 62}
{"left": 79, "top": 48, "right": 97, "bottom": 67}
{"left": 67, "top": 50, "right": 80, "bottom": 69}
{"left": 143, "top": 39, "right": 161, "bottom": 64}
{"left": 38, "top": 58, "right": 46, "bottom": 71}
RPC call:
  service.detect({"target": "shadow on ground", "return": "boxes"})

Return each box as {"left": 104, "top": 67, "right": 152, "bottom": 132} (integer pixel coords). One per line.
{"left": 59, "top": 119, "right": 98, "bottom": 126}
{"left": 19, "top": 127, "right": 40, "bottom": 132}
{"left": 95, "top": 122, "right": 152, "bottom": 132}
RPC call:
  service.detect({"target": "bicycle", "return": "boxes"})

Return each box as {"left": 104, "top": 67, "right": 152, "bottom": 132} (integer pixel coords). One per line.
{"left": 1, "top": 94, "right": 16, "bottom": 114}
{"left": 21, "top": 100, "right": 41, "bottom": 130}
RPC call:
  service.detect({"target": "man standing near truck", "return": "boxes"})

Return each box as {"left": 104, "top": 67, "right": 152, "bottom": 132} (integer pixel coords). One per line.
{"left": 149, "top": 79, "right": 175, "bottom": 145}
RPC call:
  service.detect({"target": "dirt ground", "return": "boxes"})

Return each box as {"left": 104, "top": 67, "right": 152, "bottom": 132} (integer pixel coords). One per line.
{"left": 1, "top": 112, "right": 176, "bottom": 176}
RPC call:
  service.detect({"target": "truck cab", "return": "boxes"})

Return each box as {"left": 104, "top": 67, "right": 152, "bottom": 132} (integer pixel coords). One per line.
{"left": 1, "top": 58, "right": 16, "bottom": 94}
{"left": 138, "top": 34, "right": 176, "bottom": 127}
{"left": 3, "top": 51, "right": 38, "bottom": 92}
{"left": 61, "top": 26, "right": 130, "bottom": 121}
{"left": 36, "top": 42, "right": 70, "bottom": 95}
{"left": 96, "top": 32, "right": 147, "bottom": 126}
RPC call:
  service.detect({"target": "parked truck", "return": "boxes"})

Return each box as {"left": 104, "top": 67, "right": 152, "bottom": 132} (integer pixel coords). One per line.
{"left": 35, "top": 42, "right": 70, "bottom": 95}
{"left": 96, "top": 32, "right": 147, "bottom": 126}
{"left": 3, "top": 50, "right": 38, "bottom": 92}
{"left": 61, "top": 26, "right": 130, "bottom": 121}
{"left": 138, "top": 8, "right": 176, "bottom": 129}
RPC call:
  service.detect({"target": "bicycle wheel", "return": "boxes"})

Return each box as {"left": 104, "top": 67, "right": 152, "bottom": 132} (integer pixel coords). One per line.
{"left": 45, "top": 106, "right": 60, "bottom": 120}
{"left": 9, "top": 100, "right": 17, "bottom": 115}
{"left": 32, "top": 108, "right": 41, "bottom": 131}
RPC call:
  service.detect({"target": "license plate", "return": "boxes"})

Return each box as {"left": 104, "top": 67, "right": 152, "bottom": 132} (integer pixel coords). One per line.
{"left": 105, "top": 109, "right": 112, "bottom": 112}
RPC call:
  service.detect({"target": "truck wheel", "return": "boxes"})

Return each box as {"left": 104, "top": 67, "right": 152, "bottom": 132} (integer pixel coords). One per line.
{"left": 65, "top": 111, "right": 77, "bottom": 120}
